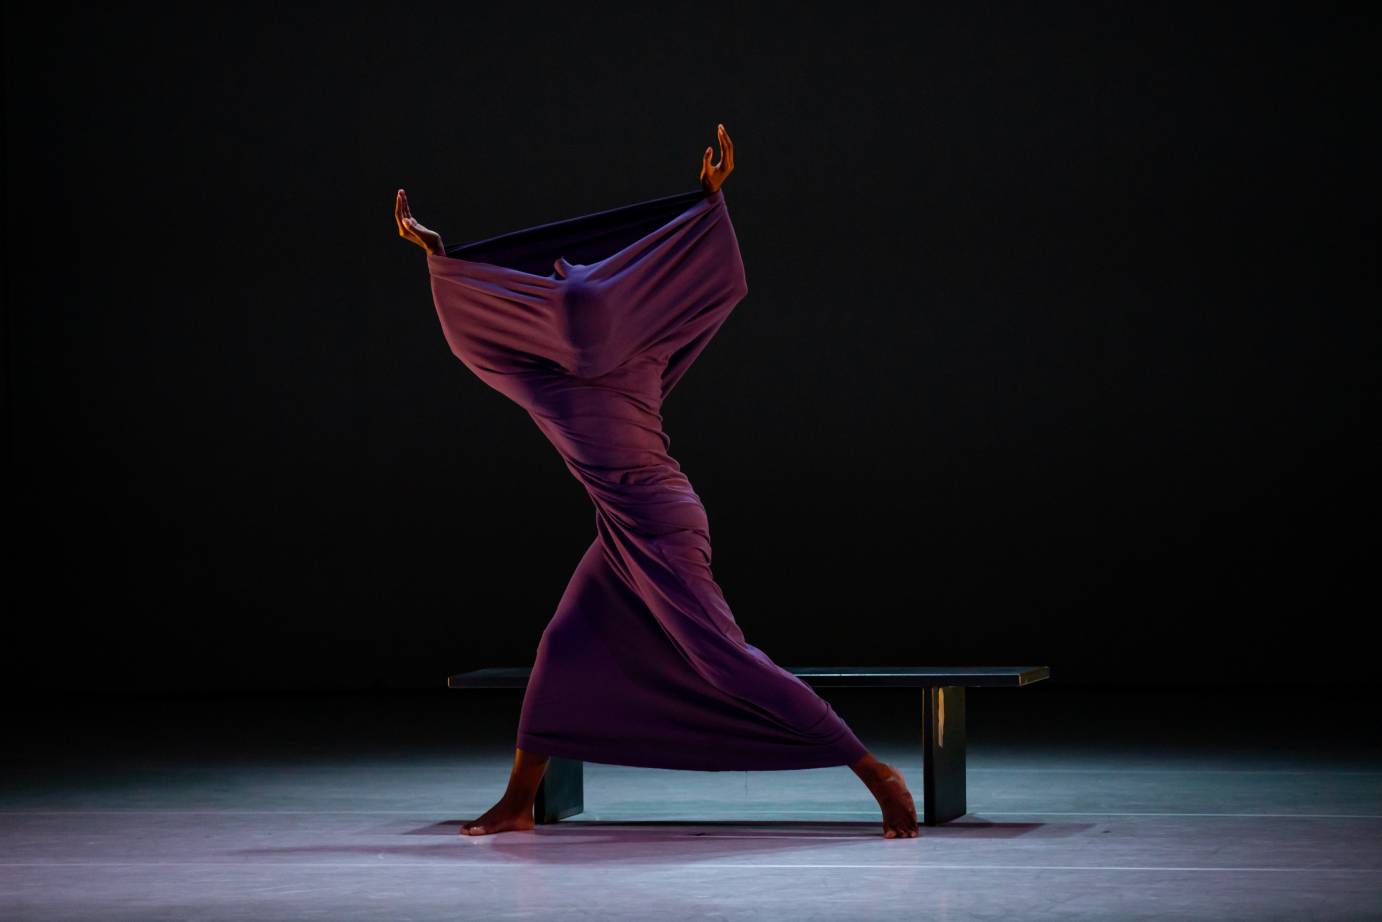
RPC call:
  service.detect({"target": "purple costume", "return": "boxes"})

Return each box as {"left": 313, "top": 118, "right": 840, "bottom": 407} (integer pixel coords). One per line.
{"left": 427, "top": 187, "right": 868, "bottom": 771}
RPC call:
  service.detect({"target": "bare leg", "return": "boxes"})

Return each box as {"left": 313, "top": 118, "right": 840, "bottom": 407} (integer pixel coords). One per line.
{"left": 849, "top": 751, "right": 920, "bottom": 838}
{"left": 460, "top": 746, "right": 550, "bottom": 836}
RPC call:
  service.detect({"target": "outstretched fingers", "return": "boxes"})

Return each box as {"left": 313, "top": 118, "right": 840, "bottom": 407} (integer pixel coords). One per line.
{"left": 395, "top": 188, "right": 416, "bottom": 236}
{"left": 699, "top": 123, "right": 734, "bottom": 192}
{"left": 395, "top": 188, "right": 426, "bottom": 243}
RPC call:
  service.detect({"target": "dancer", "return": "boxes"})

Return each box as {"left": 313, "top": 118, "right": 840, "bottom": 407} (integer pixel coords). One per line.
{"left": 394, "top": 124, "right": 918, "bottom": 839}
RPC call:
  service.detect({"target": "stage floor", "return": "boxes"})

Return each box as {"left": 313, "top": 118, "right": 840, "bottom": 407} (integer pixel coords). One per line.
{"left": 3, "top": 685, "right": 1380, "bottom": 920}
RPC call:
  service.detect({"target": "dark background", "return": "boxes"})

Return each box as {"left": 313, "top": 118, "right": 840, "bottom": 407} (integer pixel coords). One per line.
{"left": 3, "top": 2, "right": 1375, "bottom": 693}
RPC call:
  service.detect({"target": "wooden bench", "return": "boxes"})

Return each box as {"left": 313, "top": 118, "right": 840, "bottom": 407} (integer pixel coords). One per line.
{"left": 447, "top": 665, "right": 1050, "bottom": 826}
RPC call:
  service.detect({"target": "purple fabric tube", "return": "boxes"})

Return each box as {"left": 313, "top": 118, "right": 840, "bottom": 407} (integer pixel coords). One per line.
{"left": 426, "top": 187, "right": 868, "bottom": 771}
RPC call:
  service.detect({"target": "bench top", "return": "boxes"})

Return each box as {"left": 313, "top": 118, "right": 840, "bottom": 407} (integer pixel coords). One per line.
{"left": 448, "top": 665, "right": 1049, "bottom": 689}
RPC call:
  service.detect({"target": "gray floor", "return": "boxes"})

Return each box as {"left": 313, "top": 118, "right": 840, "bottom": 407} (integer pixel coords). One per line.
{"left": 3, "top": 685, "right": 1380, "bottom": 920}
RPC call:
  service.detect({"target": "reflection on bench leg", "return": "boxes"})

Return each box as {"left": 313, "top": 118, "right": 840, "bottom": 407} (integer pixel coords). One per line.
{"left": 922, "top": 685, "right": 967, "bottom": 825}
{"left": 535, "top": 756, "right": 585, "bottom": 823}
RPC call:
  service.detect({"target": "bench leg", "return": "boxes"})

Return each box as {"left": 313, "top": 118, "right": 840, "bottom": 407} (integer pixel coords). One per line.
{"left": 533, "top": 756, "right": 585, "bottom": 823}
{"left": 921, "top": 685, "right": 967, "bottom": 825}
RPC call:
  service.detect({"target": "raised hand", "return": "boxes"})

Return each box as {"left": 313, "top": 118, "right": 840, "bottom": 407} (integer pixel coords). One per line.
{"left": 699, "top": 123, "right": 735, "bottom": 194}
{"left": 395, "top": 188, "right": 445, "bottom": 256}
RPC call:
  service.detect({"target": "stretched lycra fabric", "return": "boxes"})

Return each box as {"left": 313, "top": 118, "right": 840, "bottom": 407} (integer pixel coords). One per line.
{"left": 427, "top": 187, "right": 868, "bottom": 771}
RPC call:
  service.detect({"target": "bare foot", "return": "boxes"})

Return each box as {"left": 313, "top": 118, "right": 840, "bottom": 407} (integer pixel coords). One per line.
{"left": 459, "top": 794, "right": 535, "bottom": 836}
{"left": 851, "top": 754, "right": 920, "bottom": 838}
{"left": 459, "top": 746, "right": 549, "bottom": 836}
